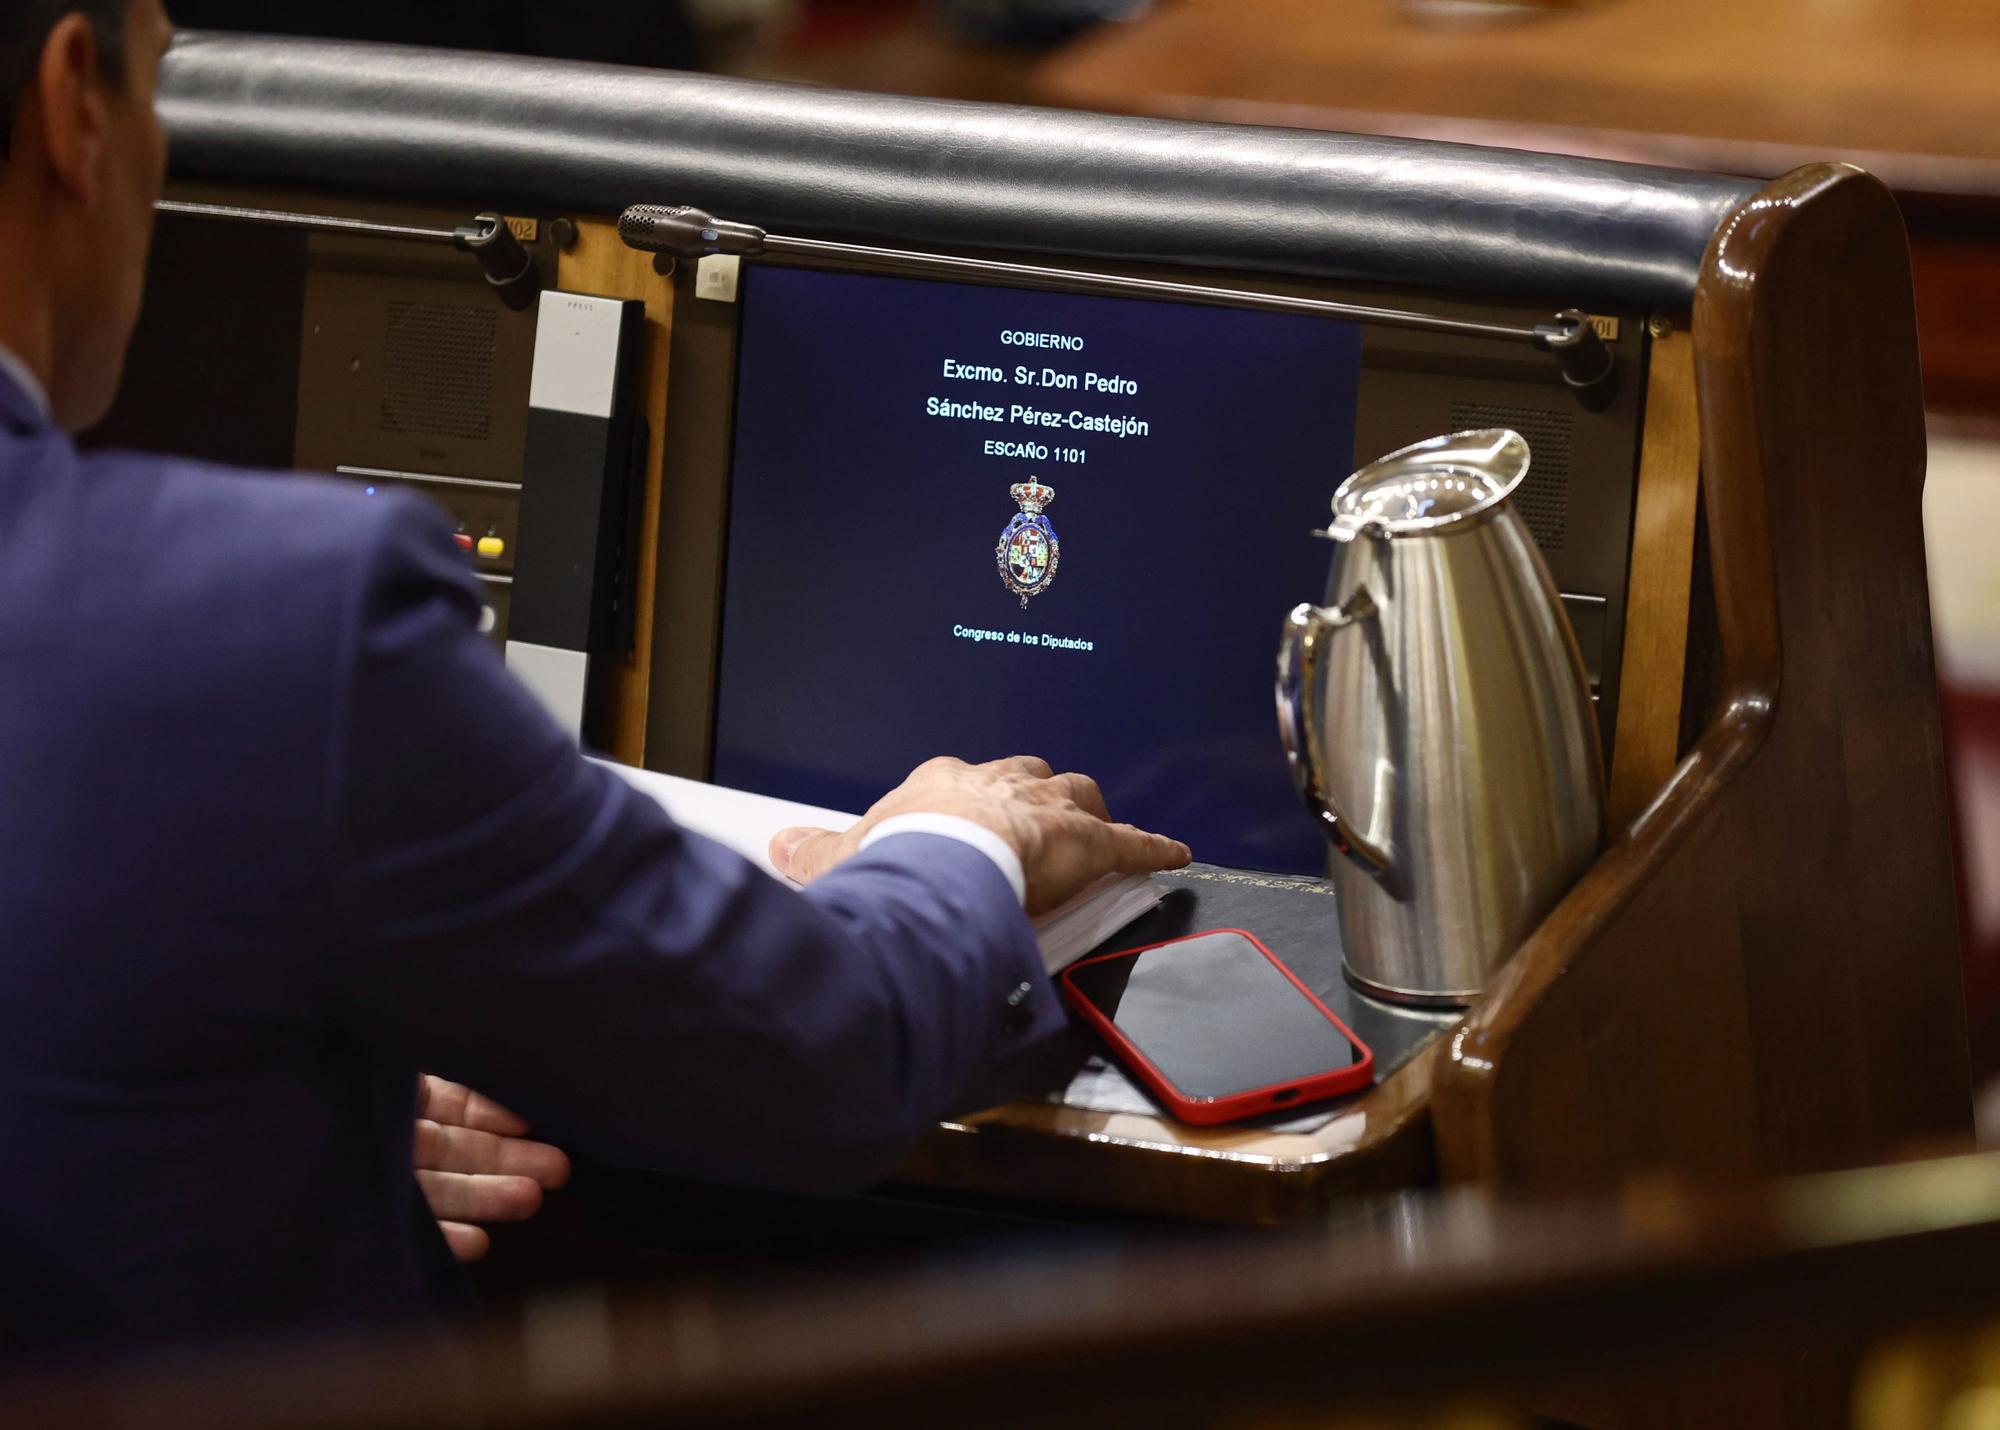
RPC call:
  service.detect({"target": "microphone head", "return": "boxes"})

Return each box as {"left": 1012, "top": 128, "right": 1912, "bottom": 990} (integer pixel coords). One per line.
{"left": 618, "top": 205, "right": 767, "bottom": 259}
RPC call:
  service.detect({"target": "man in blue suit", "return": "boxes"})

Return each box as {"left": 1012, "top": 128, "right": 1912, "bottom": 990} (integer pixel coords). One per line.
{"left": 0, "top": 0, "right": 1191, "bottom": 1357}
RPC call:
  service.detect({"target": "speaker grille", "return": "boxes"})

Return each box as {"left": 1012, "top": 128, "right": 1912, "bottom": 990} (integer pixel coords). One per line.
{"left": 1450, "top": 402, "right": 1572, "bottom": 551}
{"left": 380, "top": 301, "right": 496, "bottom": 442}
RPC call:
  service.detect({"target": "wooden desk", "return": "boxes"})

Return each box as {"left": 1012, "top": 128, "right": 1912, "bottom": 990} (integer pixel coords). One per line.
{"left": 135, "top": 38, "right": 1969, "bottom": 1287}
{"left": 891, "top": 163, "right": 1973, "bottom": 1232}
{"left": 1035, "top": 0, "right": 2000, "bottom": 195}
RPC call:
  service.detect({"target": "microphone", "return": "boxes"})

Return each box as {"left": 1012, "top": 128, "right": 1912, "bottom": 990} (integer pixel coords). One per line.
{"left": 617, "top": 205, "right": 768, "bottom": 259}
{"left": 1532, "top": 309, "right": 1617, "bottom": 412}
{"left": 453, "top": 213, "right": 540, "bottom": 312}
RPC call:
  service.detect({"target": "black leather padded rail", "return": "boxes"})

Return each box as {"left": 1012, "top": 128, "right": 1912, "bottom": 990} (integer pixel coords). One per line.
{"left": 159, "top": 32, "right": 1760, "bottom": 308}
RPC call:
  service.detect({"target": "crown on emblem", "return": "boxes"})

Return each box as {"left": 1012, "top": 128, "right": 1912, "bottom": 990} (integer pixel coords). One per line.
{"left": 1009, "top": 481, "right": 1055, "bottom": 514}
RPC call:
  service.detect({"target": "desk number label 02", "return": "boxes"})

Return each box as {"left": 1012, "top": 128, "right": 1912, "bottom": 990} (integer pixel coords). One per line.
{"left": 997, "top": 480, "right": 1060, "bottom": 607}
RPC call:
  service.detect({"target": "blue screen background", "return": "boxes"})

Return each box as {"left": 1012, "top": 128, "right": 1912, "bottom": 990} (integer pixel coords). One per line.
{"left": 711, "top": 265, "right": 1362, "bottom": 874}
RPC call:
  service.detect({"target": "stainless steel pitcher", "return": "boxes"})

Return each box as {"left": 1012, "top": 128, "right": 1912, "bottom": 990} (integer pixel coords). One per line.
{"left": 1276, "top": 429, "right": 1605, "bottom": 1006}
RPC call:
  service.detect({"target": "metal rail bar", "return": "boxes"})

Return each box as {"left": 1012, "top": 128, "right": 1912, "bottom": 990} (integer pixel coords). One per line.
{"left": 615, "top": 203, "right": 1618, "bottom": 403}
{"left": 155, "top": 199, "right": 480, "bottom": 245}
{"left": 768, "top": 233, "right": 1542, "bottom": 343}
{"left": 153, "top": 200, "right": 541, "bottom": 310}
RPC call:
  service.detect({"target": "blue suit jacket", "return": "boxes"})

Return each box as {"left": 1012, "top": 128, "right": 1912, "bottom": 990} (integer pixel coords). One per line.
{"left": 0, "top": 370, "right": 1065, "bottom": 1355}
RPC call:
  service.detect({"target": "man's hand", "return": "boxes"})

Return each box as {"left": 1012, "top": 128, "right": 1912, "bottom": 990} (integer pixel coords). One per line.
{"left": 770, "top": 755, "right": 1191, "bottom": 916}
{"left": 414, "top": 1075, "right": 571, "bottom": 1264}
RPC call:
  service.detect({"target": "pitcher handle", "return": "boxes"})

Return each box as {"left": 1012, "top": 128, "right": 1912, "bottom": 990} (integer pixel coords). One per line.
{"left": 1277, "top": 593, "right": 1392, "bottom": 878}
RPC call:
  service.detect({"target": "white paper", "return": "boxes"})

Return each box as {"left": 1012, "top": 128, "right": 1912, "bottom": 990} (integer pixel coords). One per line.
{"left": 598, "top": 761, "right": 1161, "bottom": 972}
{"left": 1029, "top": 872, "right": 1166, "bottom": 973}
{"left": 604, "top": 762, "right": 856, "bottom": 880}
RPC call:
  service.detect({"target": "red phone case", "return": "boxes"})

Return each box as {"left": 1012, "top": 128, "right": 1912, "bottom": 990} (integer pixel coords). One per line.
{"left": 1059, "top": 928, "right": 1375, "bottom": 1125}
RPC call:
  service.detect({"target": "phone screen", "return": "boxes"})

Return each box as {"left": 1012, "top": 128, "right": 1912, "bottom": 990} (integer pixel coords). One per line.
{"left": 1063, "top": 931, "right": 1361, "bottom": 1102}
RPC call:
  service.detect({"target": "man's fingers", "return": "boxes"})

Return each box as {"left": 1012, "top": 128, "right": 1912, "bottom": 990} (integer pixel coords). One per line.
{"left": 414, "top": 1119, "right": 571, "bottom": 1187}
{"left": 416, "top": 1169, "right": 546, "bottom": 1224}
{"left": 418, "top": 1075, "right": 529, "bottom": 1136}
{"left": 772, "top": 826, "right": 853, "bottom": 883}
{"left": 984, "top": 754, "right": 1055, "bottom": 779}
{"left": 438, "top": 1221, "right": 491, "bottom": 1264}
{"left": 1052, "top": 771, "right": 1111, "bottom": 822}
{"left": 416, "top": 1074, "right": 462, "bottom": 1125}
{"left": 1101, "top": 823, "right": 1193, "bottom": 873}
{"left": 454, "top": 1086, "right": 530, "bottom": 1135}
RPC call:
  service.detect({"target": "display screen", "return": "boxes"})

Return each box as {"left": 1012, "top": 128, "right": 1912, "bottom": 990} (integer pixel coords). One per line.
{"left": 711, "top": 265, "right": 1363, "bottom": 871}
{"left": 1064, "top": 932, "right": 1360, "bottom": 1101}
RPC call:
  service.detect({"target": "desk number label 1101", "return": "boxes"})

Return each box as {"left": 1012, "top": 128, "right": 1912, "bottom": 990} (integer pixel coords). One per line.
{"left": 1053, "top": 447, "right": 1086, "bottom": 464}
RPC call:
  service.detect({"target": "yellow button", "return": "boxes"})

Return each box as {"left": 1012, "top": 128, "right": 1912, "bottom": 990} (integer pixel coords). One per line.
{"left": 476, "top": 536, "right": 505, "bottom": 559}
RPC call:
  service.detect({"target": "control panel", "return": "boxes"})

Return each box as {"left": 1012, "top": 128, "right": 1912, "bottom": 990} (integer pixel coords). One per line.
{"left": 293, "top": 234, "right": 539, "bottom": 645}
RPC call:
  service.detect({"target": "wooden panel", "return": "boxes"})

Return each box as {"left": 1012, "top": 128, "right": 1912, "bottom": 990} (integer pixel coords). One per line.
{"left": 1433, "top": 165, "right": 1970, "bottom": 1194}
{"left": 1857, "top": 1323, "right": 2000, "bottom": 1430}
{"left": 554, "top": 219, "right": 674, "bottom": 766}
{"left": 1910, "top": 229, "right": 2000, "bottom": 419}
{"left": 36, "top": 1146, "right": 2000, "bottom": 1428}
{"left": 1606, "top": 323, "right": 1701, "bottom": 827}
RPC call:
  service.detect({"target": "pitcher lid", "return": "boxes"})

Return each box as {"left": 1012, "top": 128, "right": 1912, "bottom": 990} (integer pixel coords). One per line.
{"left": 1325, "top": 429, "right": 1530, "bottom": 538}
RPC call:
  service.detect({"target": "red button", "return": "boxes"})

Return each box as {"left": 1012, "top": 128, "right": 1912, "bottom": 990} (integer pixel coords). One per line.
{"left": 453, "top": 533, "right": 473, "bottom": 551}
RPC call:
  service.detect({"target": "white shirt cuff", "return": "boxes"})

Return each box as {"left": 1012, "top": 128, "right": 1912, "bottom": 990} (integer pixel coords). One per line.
{"left": 858, "top": 814, "right": 1027, "bottom": 908}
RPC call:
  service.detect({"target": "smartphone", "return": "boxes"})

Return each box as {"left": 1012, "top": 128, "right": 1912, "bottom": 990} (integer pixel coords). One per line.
{"left": 1059, "top": 929, "right": 1375, "bottom": 1125}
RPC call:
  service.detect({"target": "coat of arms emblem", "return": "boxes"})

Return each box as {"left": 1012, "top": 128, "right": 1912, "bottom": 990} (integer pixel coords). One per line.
{"left": 996, "top": 480, "right": 1059, "bottom": 607}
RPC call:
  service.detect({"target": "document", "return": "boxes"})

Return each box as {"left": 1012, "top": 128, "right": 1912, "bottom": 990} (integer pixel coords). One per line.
{"left": 600, "top": 761, "right": 1162, "bottom": 973}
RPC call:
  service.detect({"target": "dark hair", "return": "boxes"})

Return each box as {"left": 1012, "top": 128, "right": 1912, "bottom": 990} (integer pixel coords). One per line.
{"left": 1, "top": 1, "right": 130, "bottom": 158}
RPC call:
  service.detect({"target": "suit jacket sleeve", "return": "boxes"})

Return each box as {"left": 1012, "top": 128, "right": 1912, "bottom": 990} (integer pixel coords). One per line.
{"left": 321, "top": 497, "right": 1071, "bottom": 1192}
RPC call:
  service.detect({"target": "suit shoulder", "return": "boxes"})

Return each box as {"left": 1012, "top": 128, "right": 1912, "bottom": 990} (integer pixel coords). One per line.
{"left": 78, "top": 449, "right": 470, "bottom": 596}
{"left": 59, "top": 452, "right": 482, "bottom": 677}
{"left": 87, "top": 449, "right": 436, "bottom": 550}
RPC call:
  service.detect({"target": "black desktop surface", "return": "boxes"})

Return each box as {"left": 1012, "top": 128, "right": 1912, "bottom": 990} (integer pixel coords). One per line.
{"left": 1043, "top": 863, "right": 1453, "bottom": 1131}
